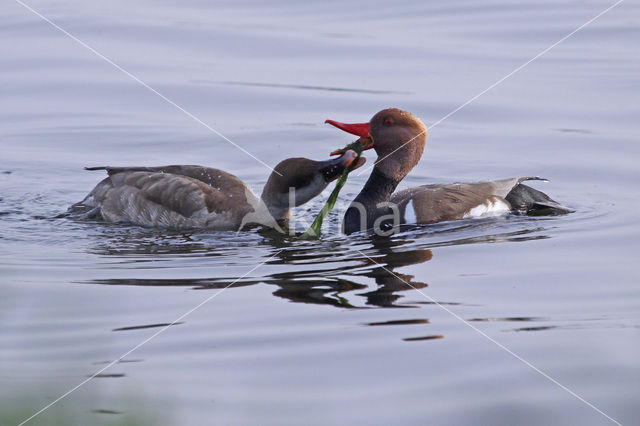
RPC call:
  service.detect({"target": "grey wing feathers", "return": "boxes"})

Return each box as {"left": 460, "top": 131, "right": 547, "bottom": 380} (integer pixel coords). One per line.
{"left": 390, "top": 177, "right": 566, "bottom": 224}
{"left": 85, "top": 165, "right": 245, "bottom": 190}
{"left": 74, "top": 165, "right": 255, "bottom": 229}
{"left": 486, "top": 176, "right": 547, "bottom": 198}
{"left": 99, "top": 172, "right": 217, "bottom": 227}
{"left": 390, "top": 182, "right": 494, "bottom": 223}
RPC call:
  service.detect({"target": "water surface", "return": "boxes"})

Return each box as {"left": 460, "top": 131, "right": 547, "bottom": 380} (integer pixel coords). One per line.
{"left": 1, "top": 0, "right": 639, "bottom": 425}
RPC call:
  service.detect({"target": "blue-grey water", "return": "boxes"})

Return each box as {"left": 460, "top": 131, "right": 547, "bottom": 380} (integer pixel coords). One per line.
{"left": 1, "top": 0, "right": 639, "bottom": 425}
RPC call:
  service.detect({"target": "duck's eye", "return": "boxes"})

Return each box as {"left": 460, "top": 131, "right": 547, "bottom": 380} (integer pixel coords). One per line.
{"left": 384, "top": 117, "right": 393, "bottom": 126}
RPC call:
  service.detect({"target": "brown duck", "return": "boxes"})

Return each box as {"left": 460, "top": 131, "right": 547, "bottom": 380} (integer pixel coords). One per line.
{"left": 70, "top": 150, "right": 365, "bottom": 231}
{"left": 326, "top": 108, "right": 572, "bottom": 235}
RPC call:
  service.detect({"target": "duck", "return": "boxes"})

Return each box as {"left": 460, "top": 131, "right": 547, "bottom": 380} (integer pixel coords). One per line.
{"left": 326, "top": 108, "right": 572, "bottom": 235}
{"left": 68, "top": 150, "right": 365, "bottom": 231}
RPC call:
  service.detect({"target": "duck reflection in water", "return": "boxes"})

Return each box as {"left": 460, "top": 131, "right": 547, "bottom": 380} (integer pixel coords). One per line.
{"left": 83, "top": 213, "right": 552, "bottom": 309}
{"left": 356, "top": 247, "right": 432, "bottom": 307}
{"left": 84, "top": 232, "right": 434, "bottom": 308}
{"left": 269, "top": 243, "right": 432, "bottom": 308}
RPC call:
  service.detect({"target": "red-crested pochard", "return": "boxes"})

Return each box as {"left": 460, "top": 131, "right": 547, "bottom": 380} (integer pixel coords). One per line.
{"left": 326, "top": 108, "right": 572, "bottom": 235}
{"left": 69, "top": 151, "right": 365, "bottom": 231}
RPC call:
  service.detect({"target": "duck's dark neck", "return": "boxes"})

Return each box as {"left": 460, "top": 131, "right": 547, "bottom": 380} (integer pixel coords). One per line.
{"left": 343, "top": 167, "right": 400, "bottom": 234}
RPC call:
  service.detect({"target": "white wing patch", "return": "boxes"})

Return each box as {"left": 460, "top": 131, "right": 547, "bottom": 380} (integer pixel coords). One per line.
{"left": 463, "top": 198, "right": 510, "bottom": 219}
{"left": 404, "top": 199, "right": 417, "bottom": 224}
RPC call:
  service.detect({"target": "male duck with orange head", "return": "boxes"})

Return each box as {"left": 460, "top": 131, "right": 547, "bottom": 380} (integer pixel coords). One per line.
{"left": 326, "top": 108, "right": 572, "bottom": 235}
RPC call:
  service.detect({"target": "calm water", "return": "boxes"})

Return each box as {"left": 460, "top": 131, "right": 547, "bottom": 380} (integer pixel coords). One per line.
{"left": 1, "top": 0, "right": 639, "bottom": 425}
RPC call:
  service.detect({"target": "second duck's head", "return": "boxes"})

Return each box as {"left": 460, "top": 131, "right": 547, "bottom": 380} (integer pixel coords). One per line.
{"left": 260, "top": 150, "right": 365, "bottom": 218}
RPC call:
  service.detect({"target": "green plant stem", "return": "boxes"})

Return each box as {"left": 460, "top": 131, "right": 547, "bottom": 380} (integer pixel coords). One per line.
{"left": 301, "top": 140, "right": 364, "bottom": 239}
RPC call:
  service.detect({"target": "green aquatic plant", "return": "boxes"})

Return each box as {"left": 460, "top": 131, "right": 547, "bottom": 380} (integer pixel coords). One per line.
{"left": 301, "top": 139, "right": 366, "bottom": 239}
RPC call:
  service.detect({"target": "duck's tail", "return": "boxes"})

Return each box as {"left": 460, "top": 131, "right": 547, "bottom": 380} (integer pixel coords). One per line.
{"left": 506, "top": 183, "right": 574, "bottom": 215}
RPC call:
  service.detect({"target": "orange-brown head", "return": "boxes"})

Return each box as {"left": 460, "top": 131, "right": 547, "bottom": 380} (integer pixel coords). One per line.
{"left": 326, "top": 108, "right": 427, "bottom": 180}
